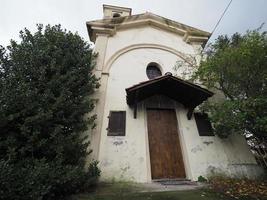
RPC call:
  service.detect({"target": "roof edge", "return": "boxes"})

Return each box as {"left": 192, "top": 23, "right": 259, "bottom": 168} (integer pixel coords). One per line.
{"left": 86, "top": 12, "right": 211, "bottom": 43}
{"left": 126, "top": 74, "right": 214, "bottom": 96}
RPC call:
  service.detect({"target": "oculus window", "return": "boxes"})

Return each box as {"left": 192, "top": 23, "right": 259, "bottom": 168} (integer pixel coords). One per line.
{"left": 113, "top": 13, "right": 121, "bottom": 18}
{"left": 146, "top": 63, "right": 162, "bottom": 79}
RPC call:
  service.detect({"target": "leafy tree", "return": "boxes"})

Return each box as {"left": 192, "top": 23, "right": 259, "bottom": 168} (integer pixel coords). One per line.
{"left": 175, "top": 29, "right": 267, "bottom": 144}
{"left": 195, "top": 29, "right": 267, "bottom": 143}
{"left": 0, "top": 24, "right": 100, "bottom": 199}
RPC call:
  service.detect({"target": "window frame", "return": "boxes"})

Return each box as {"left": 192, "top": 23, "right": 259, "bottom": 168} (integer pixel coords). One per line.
{"left": 107, "top": 111, "right": 126, "bottom": 136}
{"left": 194, "top": 113, "right": 214, "bottom": 136}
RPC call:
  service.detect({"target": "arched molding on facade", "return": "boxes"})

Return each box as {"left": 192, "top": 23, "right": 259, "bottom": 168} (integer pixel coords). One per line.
{"left": 103, "top": 43, "right": 192, "bottom": 74}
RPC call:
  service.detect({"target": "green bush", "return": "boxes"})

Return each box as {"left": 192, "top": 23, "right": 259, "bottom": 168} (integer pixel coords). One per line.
{"left": 0, "top": 24, "right": 100, "bottom": 199}
{"left": 0, "top": 159, "right": 100, "bottom": 200}
{"left": 198, "top": 175, "right": 208, "bottom": 182}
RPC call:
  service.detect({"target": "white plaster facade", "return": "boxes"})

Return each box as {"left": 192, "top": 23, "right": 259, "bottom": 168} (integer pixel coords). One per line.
{"left": 86, "top": 5, "right": 263, "bottom": 182}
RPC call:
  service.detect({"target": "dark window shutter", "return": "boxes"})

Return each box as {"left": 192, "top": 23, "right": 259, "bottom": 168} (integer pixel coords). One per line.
{"left": 194, "top": 113, "right": 214, "bottom": 136}
{"left": 107, "top": 111, "right": 126, "bottom": 136}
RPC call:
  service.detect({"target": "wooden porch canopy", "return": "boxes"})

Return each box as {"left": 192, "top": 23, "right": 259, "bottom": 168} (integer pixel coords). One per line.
{"left": 125, "top": 74, "right": 213, "bottom": 119}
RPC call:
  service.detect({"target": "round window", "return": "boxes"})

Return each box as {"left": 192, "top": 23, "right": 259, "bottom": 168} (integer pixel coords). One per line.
{"left": 113, "top": 13, "right": 121, "bottom": 18}
{"left": 146, "top": 63, "right": 162, "bottom": 79}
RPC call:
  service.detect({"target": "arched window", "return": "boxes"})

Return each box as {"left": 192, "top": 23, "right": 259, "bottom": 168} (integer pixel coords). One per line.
{"left": 146, "top": 63, "right": 162, "bottom": 79}
{"left": 113, "top": 13, "right": 121, "bottom": 18}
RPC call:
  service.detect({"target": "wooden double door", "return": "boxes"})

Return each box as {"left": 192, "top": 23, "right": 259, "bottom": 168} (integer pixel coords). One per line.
{"left": 147, "top": 109, "right": 186, "bottom": 179}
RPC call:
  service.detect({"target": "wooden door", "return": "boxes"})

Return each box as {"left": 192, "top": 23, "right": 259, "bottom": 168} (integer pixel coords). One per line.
{"left": 147, "top": 109, "right": 186, "bottom": 179}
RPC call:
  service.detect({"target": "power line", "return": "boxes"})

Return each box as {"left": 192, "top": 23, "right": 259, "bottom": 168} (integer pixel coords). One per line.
{"left": 203, "top": 0, "right": 233, "bottom": 49}
{"left": 211, "top": 0, "right": 233, "bottom": 35}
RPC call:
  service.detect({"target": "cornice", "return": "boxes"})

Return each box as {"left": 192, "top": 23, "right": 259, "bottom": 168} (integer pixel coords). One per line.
{"left": 86, "top": 12, "right": 211, "bottom": 45}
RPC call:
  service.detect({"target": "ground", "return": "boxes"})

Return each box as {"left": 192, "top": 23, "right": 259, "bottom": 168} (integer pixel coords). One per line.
{"left": 69, "top": 182, "right": 246, "bottom": 200}
{"left": 73, "top": 190, "right": 232, "bottom": 200}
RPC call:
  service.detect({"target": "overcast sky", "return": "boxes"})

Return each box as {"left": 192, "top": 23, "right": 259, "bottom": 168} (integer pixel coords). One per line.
{"left": 1, "top": 0, "right": 267, "bottom": 47}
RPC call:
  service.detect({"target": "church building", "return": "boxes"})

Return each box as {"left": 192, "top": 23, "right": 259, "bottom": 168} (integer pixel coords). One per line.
{"left": 86, "top": 5, "right": 262, "bottom": 182}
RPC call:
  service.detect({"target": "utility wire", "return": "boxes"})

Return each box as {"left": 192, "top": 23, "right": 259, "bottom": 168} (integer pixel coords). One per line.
{"left": 211, "top": 0, "right": 233, "bottom": 36}
{"left": 203, "top": 0, "right": 233, "bottom": 49}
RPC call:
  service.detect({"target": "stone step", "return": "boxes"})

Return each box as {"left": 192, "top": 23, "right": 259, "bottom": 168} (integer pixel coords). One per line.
{"left": 153, "top": 178, "right": 197, "bottom": 186}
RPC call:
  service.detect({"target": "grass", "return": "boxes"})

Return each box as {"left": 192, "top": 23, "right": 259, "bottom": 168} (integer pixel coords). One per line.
{"left": 70, "top": 182, "right": 236, "bottom": 200}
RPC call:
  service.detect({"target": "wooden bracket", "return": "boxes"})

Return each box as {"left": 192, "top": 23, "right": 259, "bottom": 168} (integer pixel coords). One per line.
{"left": 133, "top": 91, "right": 138, "bottom": 119}
{"left": 187, "top": 107, "right": 194, "bottom": 120}
{"left": 134, "top": 103, "right": 137, "bottom": 119}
